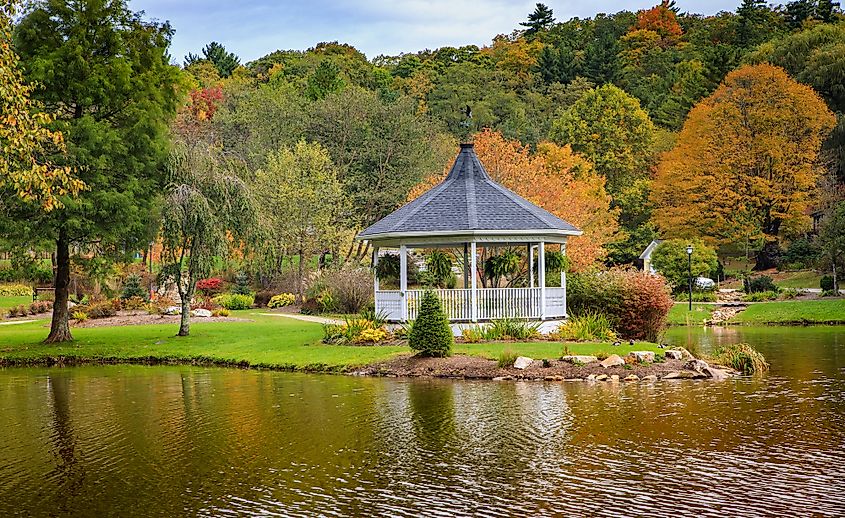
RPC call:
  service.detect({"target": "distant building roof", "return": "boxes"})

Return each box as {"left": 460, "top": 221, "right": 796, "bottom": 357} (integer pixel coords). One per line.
{"left": 357, "top": 143, "right": 581, "bottom": 242}
{"left": 639, "top": 239, "right": 662, "bottom": 260}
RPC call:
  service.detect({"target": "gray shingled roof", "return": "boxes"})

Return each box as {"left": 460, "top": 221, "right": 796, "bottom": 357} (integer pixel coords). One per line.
{"left": 358, "top": 143, "right": 581, "bottom": 240}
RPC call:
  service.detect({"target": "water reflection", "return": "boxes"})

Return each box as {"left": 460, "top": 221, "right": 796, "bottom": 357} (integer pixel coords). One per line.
{"left": 0, "top": 327, "right": 844, "bottom": 516}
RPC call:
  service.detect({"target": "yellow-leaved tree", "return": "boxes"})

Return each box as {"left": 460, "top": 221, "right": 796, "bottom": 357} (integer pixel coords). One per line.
{"left": 651, "top": 63, "right": 835, "bottom": 268}
{"left": 0, "top": 1, "right": 81, "bottom": 210}
{"left": 410, "top": 129, "right": 619, "bottom": 270}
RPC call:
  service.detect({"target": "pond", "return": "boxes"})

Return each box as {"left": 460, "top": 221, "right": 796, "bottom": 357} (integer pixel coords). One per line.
{"left": 2, "top": 326, "right": 844, "bottom": 516}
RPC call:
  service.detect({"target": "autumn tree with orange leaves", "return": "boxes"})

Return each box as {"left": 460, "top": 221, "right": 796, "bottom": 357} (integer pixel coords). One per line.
{"left": 651, "top": 64, "right": 835, "bottom": 269}
{"left": 411, "top": 129, "right": 619, "bottom": 270}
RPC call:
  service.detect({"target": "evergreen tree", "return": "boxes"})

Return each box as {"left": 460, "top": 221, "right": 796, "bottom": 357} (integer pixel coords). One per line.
{"left": 233, "top": 271, "right": 252, "bottom": 295}
{"left": 121, "top": 274, "right": 147, "bottom": 300}
{"left": 186, "top": 41, "right": 240, "bottom": 78}
{"left": 521, "top": 3, "right": 555, "bottom": 39}
{"left": 10, "top": 0, "right": 180, "bottom": 343}
{"left": 408, "top": 291, "right": 453, "bottom": 357}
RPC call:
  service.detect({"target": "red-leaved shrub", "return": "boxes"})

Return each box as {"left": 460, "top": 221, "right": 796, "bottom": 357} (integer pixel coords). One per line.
{"left": 196, "top": 277, "right": 224, "bottom": 295}
{"left": 568, "top": 268, "right": 673, "bottom": 341}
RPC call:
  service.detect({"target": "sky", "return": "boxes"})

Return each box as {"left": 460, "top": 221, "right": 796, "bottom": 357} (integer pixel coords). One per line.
{"left": 131, "top": 0, "right": 742, "bottom": 65}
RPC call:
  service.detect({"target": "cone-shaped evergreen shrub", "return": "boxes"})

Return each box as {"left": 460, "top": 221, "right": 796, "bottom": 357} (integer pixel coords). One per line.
{"left": 408, "top": 290, "right": 453, "bottom": 357}
{"left": 121, "top": 274, "right": 147, "bottom": 300}
{"left": 233, "top": 271, "right": 252, "bottom": 295}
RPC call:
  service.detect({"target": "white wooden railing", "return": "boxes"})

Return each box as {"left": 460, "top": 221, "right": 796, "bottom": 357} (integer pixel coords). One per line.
{"left": 375, "top": 287, "right": 567, "bottom": 322}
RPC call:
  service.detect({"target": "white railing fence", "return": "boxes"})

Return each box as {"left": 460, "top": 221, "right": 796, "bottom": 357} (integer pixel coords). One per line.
{"left": 375, "top": 287, "right": 566, "bottom": 322}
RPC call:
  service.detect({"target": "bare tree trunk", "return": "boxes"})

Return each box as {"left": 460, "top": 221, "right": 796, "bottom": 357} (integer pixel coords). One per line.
{"left": 45, "top": 228, "right": 73, "bottom": 343}
{"left": 178, "top": 292, "right": 191, "bottom": 337}
{"left": 297, "top": 245, "right": 305, "bottom": 303}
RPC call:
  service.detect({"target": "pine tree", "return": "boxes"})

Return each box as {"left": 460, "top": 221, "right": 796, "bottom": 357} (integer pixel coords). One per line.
{"left": 408, "top": 291, "right": 453, "bottom": 357}
{"left": 121, "top": 274, "right": 147, "bottom": 300}
{"left": 521, "top": 3, "right": 555, "bottom": 39}
{"left": 233, "top": 271, "right": 252, "bottom": 295}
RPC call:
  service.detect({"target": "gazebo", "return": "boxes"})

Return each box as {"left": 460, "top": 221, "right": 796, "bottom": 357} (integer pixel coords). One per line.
{"left": 357, "top": 143, "right": 581, "bottom": 328}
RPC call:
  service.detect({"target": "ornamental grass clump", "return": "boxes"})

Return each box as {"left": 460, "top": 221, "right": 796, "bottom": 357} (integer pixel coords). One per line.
{"left": 408, "top": 291, "right": 453, "bottom": 357}
{"left": 558, "top": 311, "right": 616, "bottom": 341}
{"left": 711, "top": 343, "right": 769, "bottom": 375}
{"left": 497, "top": 349, "right": 518, "bottom": 368}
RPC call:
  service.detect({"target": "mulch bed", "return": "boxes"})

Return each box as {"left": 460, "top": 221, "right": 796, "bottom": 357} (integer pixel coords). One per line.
{"left": 74, "top": 311, "right": 251, "bottom": 328}
{"left": 354, "top": 354, "right": 694, "bottom": 380}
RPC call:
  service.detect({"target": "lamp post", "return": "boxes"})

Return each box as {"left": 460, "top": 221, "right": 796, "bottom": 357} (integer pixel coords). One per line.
{"left": 686, "top": 244, "right": 693, "bottom": 311}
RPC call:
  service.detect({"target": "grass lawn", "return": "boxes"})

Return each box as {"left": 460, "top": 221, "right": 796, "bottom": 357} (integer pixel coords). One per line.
{"left": 773, "top": 270, "right": 823, "bottom": 289}
{"left": 0, "top": 311, "right": 659, "bottom": 370}
{"left": 0, "top": 296, "right": 32, "bottom": 313}
{"left": 667, "top": 303, "right": 715, "bottom": 325}
{"left": 732, "top": 299, "right": 845, "bottom": 324}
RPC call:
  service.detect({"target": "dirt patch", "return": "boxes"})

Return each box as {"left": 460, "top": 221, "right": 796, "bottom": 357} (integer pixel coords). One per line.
{"left": 354, "top": 353, "right": 707, "bottom": 380}
{"left": 74, "top": 311, "right": 250, "bottom": 328}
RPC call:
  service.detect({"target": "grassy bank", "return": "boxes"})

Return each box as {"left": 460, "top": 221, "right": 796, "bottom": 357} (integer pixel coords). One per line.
{"left": 0, "top": 312, "right": 658, "bottom": 371}
{"left": 0, "top": 296, "right": 31, "bottom": 313}
{"left": 732, "top": 299, "right": 845, "bottom": 325}
{"left": 667, "top": 303, "right": 715, "bottom": 325}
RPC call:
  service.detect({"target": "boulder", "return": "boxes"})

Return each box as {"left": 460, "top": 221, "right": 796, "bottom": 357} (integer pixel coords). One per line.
{"left": 492, "top": 376, "right": 513, "bottom": 381}
{"left": 664, "top": 350, "right": 684, "bottom": 360}
{"left": 628, "top": 351, "right": 655, "bottom": 363}
{"left": 669, "top": 347, "right": 694, "bottom": 361}
{"left": 164, "top": 306, "right": 182, "bottom": 315}
{"left": 623, "top": 374, "right": 639, "bottom": 382}
{"left": 704, "top": 366, "right": 729, "bottom": 380}
{"left": 585, "top": 374, "right": 597, "bottom": 381}
{"left": 561, "top": 355, "right": 598, "bottom": 365}
{"left": 191, "top": 308, "right": 212, "bottom": 318}
{"left": 513, "top": 356, "right": 534, "bottom": 370}
{"left": 610, "top": 374, "right": 620, "bottom": 382}
{"left": 641, "top": 375, "right": 658, "bottom": 382}
{"left": 599, "top": 354, "right": 625, "bottom": 368}
{"left": 662, "top": 370, "right": 706, "bottom": 380}
{"left": 684, "top": 359, "right": 710, "bottom": 373}
{"left": 595, "top": 374, "right": 608, "bottom": 381}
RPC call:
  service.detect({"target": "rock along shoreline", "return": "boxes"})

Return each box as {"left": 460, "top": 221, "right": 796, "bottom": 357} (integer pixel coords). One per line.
{"left": 352, "top": 349, "right": 738, "bottom": 382}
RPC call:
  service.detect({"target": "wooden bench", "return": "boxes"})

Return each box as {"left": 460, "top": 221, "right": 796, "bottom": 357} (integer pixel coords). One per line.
{"left": 33, "top": 287, "right": 54, "bottom": 301}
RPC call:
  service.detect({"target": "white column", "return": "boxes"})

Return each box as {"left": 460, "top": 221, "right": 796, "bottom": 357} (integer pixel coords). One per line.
{"left": 372, "top": 246, "right": 380, "bottom": 292}
{"left": 539, "top": 241, "right": 546, "bottom": 320}
{"left": 561, "top": 242, "right": 567, "bottom": 318}
{"left": 399, "top": 244, "right": 408, "bottom": 322}
{"left": 528, "top": 244, "right": 534, "bottom": 288}
{"left": 470, "top": 241, "right": 478, "bottom": 322}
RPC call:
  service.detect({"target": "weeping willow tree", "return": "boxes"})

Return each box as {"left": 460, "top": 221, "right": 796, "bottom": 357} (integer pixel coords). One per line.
{"left": 160, "top": 141, "right": 253, "bottom": 336}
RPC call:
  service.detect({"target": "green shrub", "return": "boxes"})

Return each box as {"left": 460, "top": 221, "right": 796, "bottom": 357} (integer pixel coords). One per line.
{"left": 743, "top": 290, "right": 779, "bottom": 302}
{"left": 497, "top": 349, "right": 518, "bottom": 368}
{"left": 268, "top": 293, "right": 296, "bottom": 308}
{"left": 232, "top": 271, "right": 252, "bottom": 295}
{"left": 425, "top": 250, "right": 454, "bottom": 288}
{"left": 408, "top": 291, "right": 453, "bottom": 357}
{"left": 783, "top": 238, "right": 818, "bottom": 269}
{"left": 558, "top": 312, "right": 616, "bottom": 341}
{"left": 779, "top": 288, "right": 799, "bottom": 300}
{"left": 710, "top": 343, "right": 769, "bottom": 375}
{"left": 461, "top": 326, "right": 485, "bottom": 343}
{"left": 72, "top": 310, "right": 88, "bottom": 322}
{"left": 820, "top": 275, "right": 834, "bottom": 292}
{"left": 651, "top": 239, "right": 718, "bottom": 292}
{"left": 121, "top": 274, "right": 147, "bottom": 300}
{"left": 682, "top": 291, "right": 717, "bottom": 302}
{"left": 213, "top": 293, "right": 254, "bottom": 310}
{"left": 0, "top": 283, "right": 32, "bottom": 297}
{"left": 821, "top": 289, "right": 839, "bottom": 297}
{"left": 487, "top": 318, "right": 540, "bottom": 340}
{"left": 746, "top": 275, "right": 777, "bottom": 293}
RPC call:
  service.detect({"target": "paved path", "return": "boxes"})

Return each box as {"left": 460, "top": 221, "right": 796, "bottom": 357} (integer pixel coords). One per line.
{"left": 0, "top": 319, "right": 38, "bottom": 326}
{"left": 257, "top": 312, "right": 343, "bottom": 325}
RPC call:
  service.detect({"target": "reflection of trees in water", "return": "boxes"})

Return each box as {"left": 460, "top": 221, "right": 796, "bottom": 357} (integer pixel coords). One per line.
{"left": 46, "top": 373, "right": 85, "bottom": 512}
{"left": 408, "top": 380, "right": 457, "bottom": 452}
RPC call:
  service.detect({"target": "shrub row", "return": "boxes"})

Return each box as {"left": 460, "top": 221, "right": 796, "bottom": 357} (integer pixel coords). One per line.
{"left": 7, "top": 300, "right": 53, "bottom": 318}
{"left": 0, "top": 283, "right": 32, "bottom": 297}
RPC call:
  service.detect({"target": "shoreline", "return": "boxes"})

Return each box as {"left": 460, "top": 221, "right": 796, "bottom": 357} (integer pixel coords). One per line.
{"left": 0, "top": 351, "right": 735, "bottom": 381}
